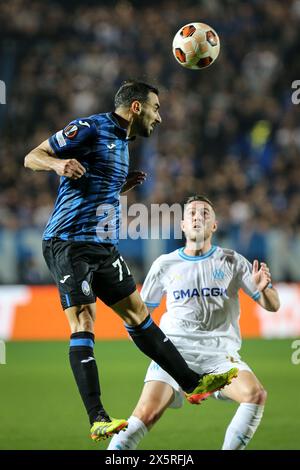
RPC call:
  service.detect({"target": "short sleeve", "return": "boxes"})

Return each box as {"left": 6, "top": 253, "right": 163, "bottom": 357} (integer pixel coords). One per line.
{"left": 236, "top": 254, "right": 261, "bottom": 301}
{"left": 140, "top": 258, "right": 164, "bottom": 308}
{"left": 48, "top": 118, "right": 97, "bottom": 158}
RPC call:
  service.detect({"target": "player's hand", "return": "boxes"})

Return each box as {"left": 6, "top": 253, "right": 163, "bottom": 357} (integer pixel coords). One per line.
{"left": 54, "top": 159, "right": 86, "bottom": 179}
{"left": 121, "top": 171, "right": 147, "bottom": 193}
{"left": 252, "top": 260, "right": 272, "bottom": 292}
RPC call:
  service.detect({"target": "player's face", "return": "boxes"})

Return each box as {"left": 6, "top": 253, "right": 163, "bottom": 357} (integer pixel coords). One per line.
{"left": 181, "top": 201, "right": 217, "bottom": 244}
{"left": 136, "top": 92, "right": 162, "bottom": 137}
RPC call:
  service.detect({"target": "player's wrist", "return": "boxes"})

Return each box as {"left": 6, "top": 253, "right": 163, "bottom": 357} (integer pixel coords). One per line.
{"left": 50, "top": 158, "right": 63, "bottom": 173}
{"left": 261, "top": 282, "right": 273, "bottom": 292}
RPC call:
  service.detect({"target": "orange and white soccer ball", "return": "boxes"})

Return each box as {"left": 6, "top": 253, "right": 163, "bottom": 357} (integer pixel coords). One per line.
{"left": 172, "top": 22, "right": 220, "bottom": 69}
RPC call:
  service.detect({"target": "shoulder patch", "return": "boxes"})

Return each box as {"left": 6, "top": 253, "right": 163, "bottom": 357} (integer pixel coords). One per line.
{"left": 63, "top": 124, "right": 78, "bottom": 139}
{"left": 55, "top": 130, "right": 66, "bottom": 147}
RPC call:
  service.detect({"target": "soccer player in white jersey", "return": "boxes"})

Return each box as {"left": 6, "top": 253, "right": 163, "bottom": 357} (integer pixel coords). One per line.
{"left": 108, "top": 195, "right": 280, "bottom": 450}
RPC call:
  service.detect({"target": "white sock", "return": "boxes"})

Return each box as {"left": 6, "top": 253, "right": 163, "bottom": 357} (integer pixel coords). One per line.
{"left": 222, "top": 403, "right": 264, "bottom": 450}
{"left": 213, "top": 390, "right": 233, "bottom": 401}
{"left": 107, "top": 416, "right": 148, "bottom": 450}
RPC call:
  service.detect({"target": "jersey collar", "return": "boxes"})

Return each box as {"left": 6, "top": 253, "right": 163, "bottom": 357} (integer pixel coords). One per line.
{"left": 106, "top": 112, "right": 136, "bottom": 141}
{"left": 178, "top": 245, "right": 217, "bottom": 261}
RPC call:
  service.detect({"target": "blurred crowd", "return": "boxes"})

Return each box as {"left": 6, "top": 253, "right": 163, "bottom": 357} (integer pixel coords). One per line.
{"left": 0, "top": 0, "right": 300, "bottom": 283}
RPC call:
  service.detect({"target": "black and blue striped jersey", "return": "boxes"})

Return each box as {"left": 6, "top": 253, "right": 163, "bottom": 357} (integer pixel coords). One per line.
{"left": 43, "top": 112, "right": 132, "bottom": 244}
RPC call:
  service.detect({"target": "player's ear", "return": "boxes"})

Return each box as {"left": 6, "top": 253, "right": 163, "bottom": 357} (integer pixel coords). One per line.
{"left": 131, "top": 100, "right": 142, "bottom": 115}
{"left": 212, "top": 220, "right": 218, "bottom": 233}
{"left": 180, "top": 220, "right": 185, "bottom": 232}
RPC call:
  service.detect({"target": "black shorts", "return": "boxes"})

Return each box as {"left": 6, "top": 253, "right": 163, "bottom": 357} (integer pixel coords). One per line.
{"left": 42, "top": 238, "right": 136, "bottom": 310}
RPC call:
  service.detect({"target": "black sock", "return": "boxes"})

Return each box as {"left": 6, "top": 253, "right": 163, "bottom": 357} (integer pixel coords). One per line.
{"left": 125, "top": 316, "right": 200, "bottom": 392}
{"left": 69, "top": 332, "right": 108, "bottom": 425}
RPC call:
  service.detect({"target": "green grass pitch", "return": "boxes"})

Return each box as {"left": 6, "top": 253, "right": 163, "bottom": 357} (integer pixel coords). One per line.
{"left": 0, "top": 339, "right": 299, "bottom": 450}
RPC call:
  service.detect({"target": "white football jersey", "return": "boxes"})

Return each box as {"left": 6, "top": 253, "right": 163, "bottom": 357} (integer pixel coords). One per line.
{"left": 141, "top": 245, "right": 261, "bottom": 358}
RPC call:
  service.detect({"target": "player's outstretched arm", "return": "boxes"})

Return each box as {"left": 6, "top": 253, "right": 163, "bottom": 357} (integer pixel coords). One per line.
{"left": 24, "top": 139, "right": 86, "bottom": 179}
{"left": 252, "top": 259, "right": 280, "bottom": 312}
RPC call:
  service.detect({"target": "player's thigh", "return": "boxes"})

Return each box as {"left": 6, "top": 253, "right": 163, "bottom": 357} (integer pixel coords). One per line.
{"left": 133, "top": 381, "right": 175, "bottom": 429}
{"left": 42, "top": 239, "right": 97, "bottom": 310}
{"left": 110, "top": 289, "right": 148, "bottom": 325}
{"left": 92, "top": 246, "right": 143, "bottom": 324}
{"left": 222, "top": 370, "right": 267, "bottom": 404}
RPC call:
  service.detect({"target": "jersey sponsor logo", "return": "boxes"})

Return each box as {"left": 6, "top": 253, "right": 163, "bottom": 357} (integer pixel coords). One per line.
{"left": 63, "top": 124, "right": 78, "bottom": 139}
{"left": 56, "top": 130, "right": 66, "bottom": 147}
{"left": 213, "top": 269, "right": 224, "bottom": 280}
{"left": 173, "top": 287, "right": 227, "bottom": 300}
{"left": 107, "top": 143, "right": 116, "bottom": 149}
{"left": 81, "top": 280, "right": 91, "bottom": 296}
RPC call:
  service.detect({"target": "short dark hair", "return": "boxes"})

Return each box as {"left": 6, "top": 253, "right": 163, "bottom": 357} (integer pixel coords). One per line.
{"left": 114, "top": 80, "right": 159, "bottom": 109}
{"left": 185, "top": 195, "right": 214, "bottom": 210}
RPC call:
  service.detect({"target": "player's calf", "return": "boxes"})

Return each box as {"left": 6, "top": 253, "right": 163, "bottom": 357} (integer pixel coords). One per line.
{"left": 131, "top": 381, "right": 174, "bottom": 430}
{"left": 132, "top": 406, "right": 164, "bottom": 430}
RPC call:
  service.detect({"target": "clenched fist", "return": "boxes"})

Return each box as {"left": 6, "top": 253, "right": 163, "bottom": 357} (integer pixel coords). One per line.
{"left": 54, "top": 159, "right": 86, "bottom": 179}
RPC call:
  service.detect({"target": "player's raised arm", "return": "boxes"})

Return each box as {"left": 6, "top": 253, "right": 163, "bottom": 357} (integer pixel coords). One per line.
{"left": 24, "top": 139, "right": 86, "bottom": 179}
{"left": 24, "top": 118, "right": 98, "bottom": 179}
{"left": 251, "top": 259, "right": 280, "bottom": 312}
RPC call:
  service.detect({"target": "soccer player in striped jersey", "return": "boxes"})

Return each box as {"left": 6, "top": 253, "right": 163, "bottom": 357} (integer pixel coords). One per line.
{"left": 108, "top": 195, "right": 280, "bottom": 450}
{"left": 24, "top": 83, "right": 237, "bottom": 443}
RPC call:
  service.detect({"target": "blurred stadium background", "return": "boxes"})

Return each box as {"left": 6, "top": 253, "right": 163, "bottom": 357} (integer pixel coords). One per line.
{"left": 0, "top": 0, "right": 300, "bottom": 450}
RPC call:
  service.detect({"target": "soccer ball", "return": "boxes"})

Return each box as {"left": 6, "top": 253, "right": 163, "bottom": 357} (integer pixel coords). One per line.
{"left": 172, "top": 22, "right": 220, "bottom": 69}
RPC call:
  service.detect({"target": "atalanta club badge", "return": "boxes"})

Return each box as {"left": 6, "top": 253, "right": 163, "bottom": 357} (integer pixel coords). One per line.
{"left": 63, "top": 124, "right": 78, "bottom": 139}
{"left": 81, "top": 280, "right": 91, "bottom": 296}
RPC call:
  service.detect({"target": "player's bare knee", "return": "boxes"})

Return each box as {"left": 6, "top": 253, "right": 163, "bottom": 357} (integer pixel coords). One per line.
{"left": 258, "top": 388, "right": 267, "bottom": 404}
{"left": 79, "top": 307, "right": 95, "bottom": 332}
{"left": 79, "top": 318, "right": 94, "bottom": 332}
{"left": 242, "top": 385, "right": 267, "bottom": 404}
{"left": 68, "top": 305, "right": 95, "bottom": 333}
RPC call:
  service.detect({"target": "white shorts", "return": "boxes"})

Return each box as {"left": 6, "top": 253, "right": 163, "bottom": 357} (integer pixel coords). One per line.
{"left": 144, "top": 353, "right": 252, "bottom": 409}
